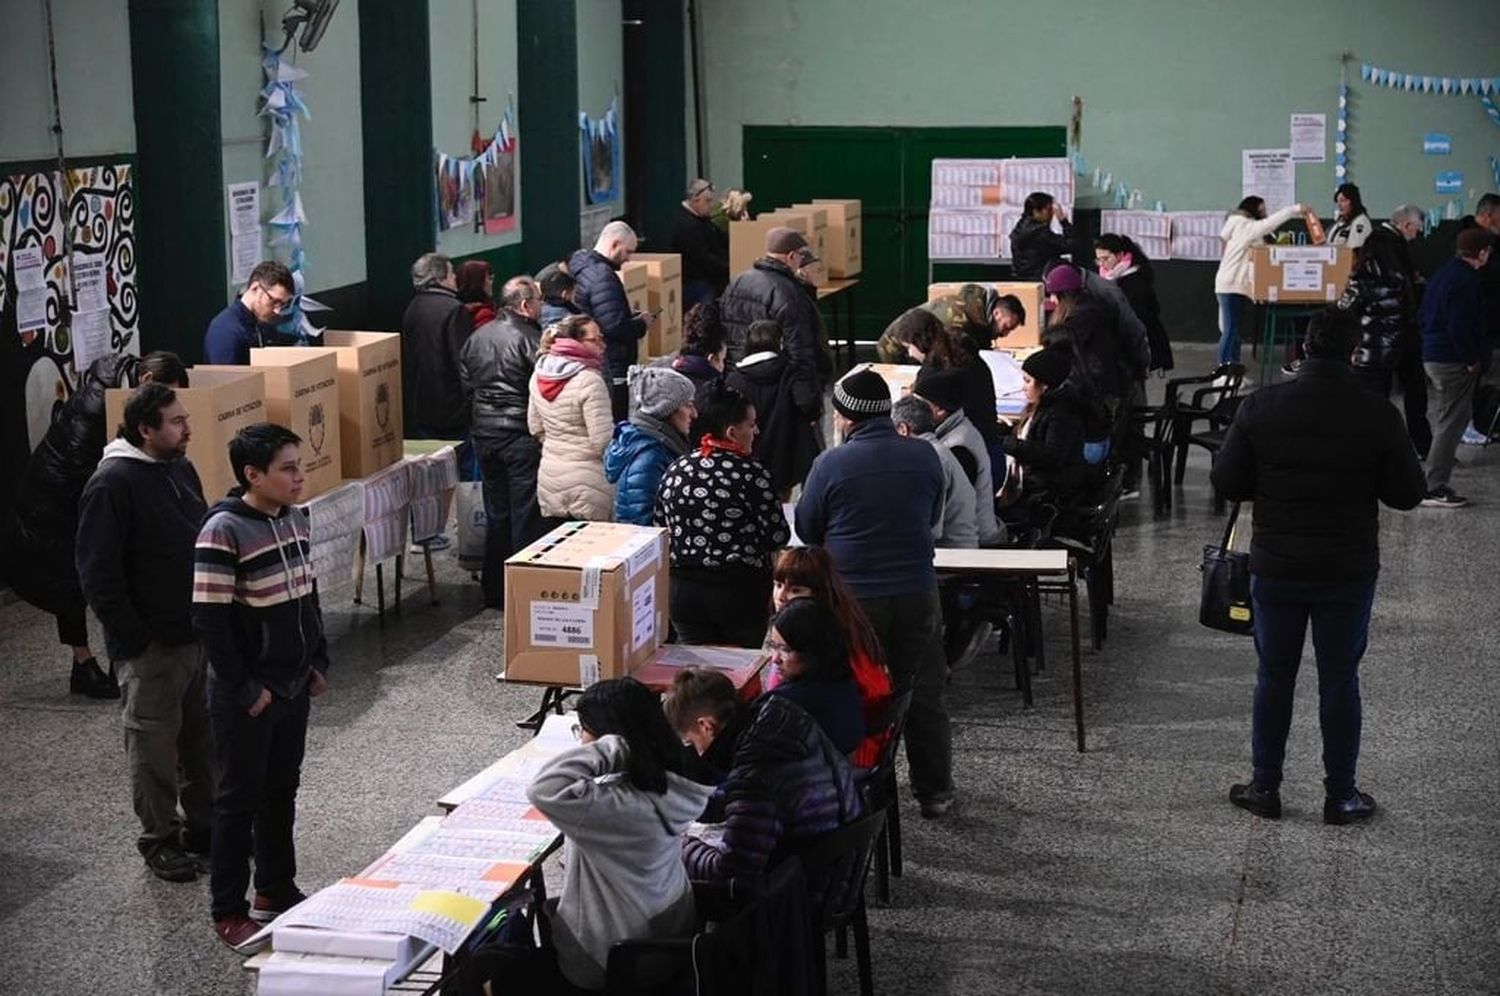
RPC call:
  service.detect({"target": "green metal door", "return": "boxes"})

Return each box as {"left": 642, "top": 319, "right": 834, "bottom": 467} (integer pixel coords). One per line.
{"left": 743, "top": 125, "right": 1066, "bottom": 340}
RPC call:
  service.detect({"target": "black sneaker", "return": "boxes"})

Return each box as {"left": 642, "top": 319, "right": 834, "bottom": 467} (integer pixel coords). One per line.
{"left": 144, "top": 844, "right": 199, "bottom": 883}
{"left": 919, "top": 797, "right": 953, "bottom": 819}
{"left": 180, "top": 828, "right": 211, "bottom": 873}
{"left": 1324, "top": 789, "right": 1377, "bottom": 826}
{"left": 1229, "top": 781, "right": 1282, "bottom": 819}
{"left": 70, "top": 658, "right": 120, "bottom": 699}
{"left": 1420, "top": 487, "right": 1469, "bottom": 509}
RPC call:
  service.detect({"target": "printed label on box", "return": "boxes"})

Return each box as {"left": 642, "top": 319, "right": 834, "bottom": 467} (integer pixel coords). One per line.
{"left": 579, "top": 654, "right": 601, "bottom": 687}
{"left": 1282, "top": 262, "right": 1323, "bottom": 292}
{"left": 613, "top": 533, "right": 660, "bottom": 581}
{"left": 531, "top": 602, "right": 594, "bottom": 648}
{"left": 631, "top": 581, "right": 656, "bottom": 652}
{"left": 1270, "top": 246, "right": 1336, "bottom": 265}
{"left": 580, "top": 558, "right": 610, "bottom": 610}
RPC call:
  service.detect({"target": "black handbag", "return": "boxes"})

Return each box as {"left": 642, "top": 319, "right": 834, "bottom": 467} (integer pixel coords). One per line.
{"left": 1199, "top": 502, "right": 1253, "bottom": 635}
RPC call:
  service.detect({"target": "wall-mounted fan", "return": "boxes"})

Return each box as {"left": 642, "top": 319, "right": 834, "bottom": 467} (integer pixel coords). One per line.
{"left": 278, "top": 0, "right": 340, "bottom": 54}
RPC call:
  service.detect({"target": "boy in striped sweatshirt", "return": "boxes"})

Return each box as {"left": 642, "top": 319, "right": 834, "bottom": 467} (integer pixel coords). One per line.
{"left": 192, "top": 423, "right": 330, "bottom": 950}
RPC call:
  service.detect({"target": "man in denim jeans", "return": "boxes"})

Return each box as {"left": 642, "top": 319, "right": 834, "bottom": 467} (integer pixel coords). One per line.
{"left": 1212, "top": 308, "right": 1425, "bottom": 826}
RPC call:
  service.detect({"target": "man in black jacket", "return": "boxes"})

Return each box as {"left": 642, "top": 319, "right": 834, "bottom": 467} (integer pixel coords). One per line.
{"left": 670, "top": 178, "right": 730, "bottom": 306}
{"left": 401, "top": 252, "right": 474, "bottom": 440}
{"left": 8, "top": 350, "right": 186, "bottom": 697}
{"left": 1009, "top": 192, "right": 1075, "bottom": 280}
{"left": 718, "top": 227, "right": 831, "bottom": 388}
{"left": 1340, "top": 204, "right": 1431, "bottom": 457}
{"left": 570, "top": 221, "right": 654, "bottom": 419}
{"left": 1211, "top": 308, "right": 1425, "bottom": 827}
{"left": 459, "top": 275, "right": 547, "bottom": 605}
{"left": 75, "top": 382, "right": 214, "bottom": 882}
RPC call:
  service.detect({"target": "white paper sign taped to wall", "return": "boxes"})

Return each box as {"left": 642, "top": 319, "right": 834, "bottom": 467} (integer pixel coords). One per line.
{"left": 531, "top": 602, "right": 594, "bottom": 648}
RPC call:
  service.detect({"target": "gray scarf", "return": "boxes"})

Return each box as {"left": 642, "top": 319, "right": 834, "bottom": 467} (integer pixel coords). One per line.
{"left": 629, "top": 411, "right": 690, "bottom": 456}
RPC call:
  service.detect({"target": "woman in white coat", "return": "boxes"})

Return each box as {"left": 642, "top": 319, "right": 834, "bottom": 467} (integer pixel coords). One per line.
{"left": 528, "top": 314, "right": 615, "bottom": 521}
{"left": 1214, "top": 196, "right": 1306, "bottom": 366}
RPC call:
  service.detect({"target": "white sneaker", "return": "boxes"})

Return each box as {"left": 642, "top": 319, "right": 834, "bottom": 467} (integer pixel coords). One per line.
{"left": 1460, "top": 424, "right": 1488, "bottom": 445}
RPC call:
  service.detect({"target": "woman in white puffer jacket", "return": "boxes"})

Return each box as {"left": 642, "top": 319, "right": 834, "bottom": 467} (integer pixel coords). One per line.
{"left": 528, "top": 314, "right": 615, "bottom": 521}
{"left": 1214, "top": 196, "right": 1306, "bottom": 366}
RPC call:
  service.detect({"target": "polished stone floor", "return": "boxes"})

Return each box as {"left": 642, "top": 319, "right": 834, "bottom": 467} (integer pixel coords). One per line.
{"left": 0, "top": 345, "right": 1495, "bottom": 995}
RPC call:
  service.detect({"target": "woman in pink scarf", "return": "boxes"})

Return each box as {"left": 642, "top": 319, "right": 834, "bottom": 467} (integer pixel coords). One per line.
{"left": 528, "top": 315, "right": 616, "bottom": 521}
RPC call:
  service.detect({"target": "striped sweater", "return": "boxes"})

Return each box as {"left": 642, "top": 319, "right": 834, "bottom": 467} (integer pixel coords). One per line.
{"left": 192, "top": 495, "right": 328, "bottom": 709}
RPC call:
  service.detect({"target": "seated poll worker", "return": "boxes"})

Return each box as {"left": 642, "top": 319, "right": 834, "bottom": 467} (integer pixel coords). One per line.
{"left": 465, "top": 678, "right": 713, "bottom": 995}
{"left": 666, "top": 668, "right": 861, "bottom": 889}
{"left": 763, "top": 599, "right": 864, "bottom": 756}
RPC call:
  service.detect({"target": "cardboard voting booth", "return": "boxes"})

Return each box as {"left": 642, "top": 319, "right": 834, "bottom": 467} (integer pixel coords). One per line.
{"left": 503, "top": 522, "right": 670, "bottom": 686}
{"left": 105, "top": 367, "right": 266, "bottom": 504}
{"left": 810, "top": 198, "right": 862, "bottom": 278}
{"left": 308, "top": 331, "right": 404, "bottom": 478}
{"left": 249, "top": 348, "right": 342, "bottom": 501}
{"left": 764, "top": 206, "right": 829, "bottom": 286}
{"left": 628, "top": 253, "right": 683, "bottom": 358}
{"left": 618, "top": 260, "right": 651, "bottom": 322}
{"left": 1250, "top": 245, "right": 1354, "bottom": 304}
{"left": 730, "top": 215, "right": 795, "bottom": 281}
{"left": 926, "top": 280, "right": 1046, "bottom": 349}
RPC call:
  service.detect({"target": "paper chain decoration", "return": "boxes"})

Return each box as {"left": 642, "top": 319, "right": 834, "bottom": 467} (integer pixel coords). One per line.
{"left": 260, "top": 45, "right": 325, "bottom": 342}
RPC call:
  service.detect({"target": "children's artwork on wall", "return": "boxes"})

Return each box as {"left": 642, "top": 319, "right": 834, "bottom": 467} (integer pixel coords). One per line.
{"left": 479, "top": 105, "right": 518, "bottom": 234}
{"left": 580, "top": 97, "right": 620, "bottom": 206}
{"left": 436, "top": 154, "right": 474, "bottom": 231}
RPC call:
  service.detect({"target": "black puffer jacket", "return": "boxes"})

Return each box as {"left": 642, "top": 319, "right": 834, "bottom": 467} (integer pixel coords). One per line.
{"left": 570, "top": 248, "right": 646, "bottom": 380}
{"left": 726, "top": 351, "right": 821, "bottom": 494}
{"left": 717, "top": 259, "right": 830, "bottom": 385}
{"left": 1043, "top": 295, "right": 1123, "bottom": 400}
{"left": 1339, "top": 223, "right": 1417, "bottom": 370}
{"left": 1210, "top": 358, "right": 1426, "bottom": 582}
{"left": 400, "top": 286, "right": 474, "bottom": 435}
{"left": 1002, "top": 383, "right": 1103, "bottom": 499}
{"left": 7, "top": 353, "right": 140, "bottom": 609}
{"left": 1009, "top": 215, "right": 1075, "bottom": 281}
{"left": 1114, "top": 268, "right": 1175, "bottom": 372}
{"left": 459, "top": 309, "right": 542, "bottom": 439}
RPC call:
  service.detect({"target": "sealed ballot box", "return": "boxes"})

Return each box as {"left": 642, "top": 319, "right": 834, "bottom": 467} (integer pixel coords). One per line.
{"left": 502, "top": 522, "right": 670, "bottom": 687}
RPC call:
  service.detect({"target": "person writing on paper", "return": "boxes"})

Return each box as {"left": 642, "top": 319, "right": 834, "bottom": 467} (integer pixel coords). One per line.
{"left": 1211, "top": 308, "right": 1424, "bottom": 828}
{"left": 500, "top": 678, "right": 712, "bottom": 995}
{"left": 1000, "top": 345, "right": 1101, "bottom": 505}
{"left": 1214, "top": 196, "right": 1307, "bottom": 366}
{"left": 763, "top": 599, "right": 864, "bottom": 756}
{"left": 665, "top": 668, "right": 861, "bottom": 889}
{"left": 203, "top": 260, "right": 296, "bottom": 365}
{"left": 882, "top": 307, "right": 1003, "bottom": 463}
{"left": 767, "top": 547, "right": 894, "bottom": 768}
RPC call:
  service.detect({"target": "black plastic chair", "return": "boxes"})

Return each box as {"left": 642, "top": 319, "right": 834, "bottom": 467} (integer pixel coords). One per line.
{"left": 788, "top": 803, "right": 893, "bottom": 996}
{"left": 1134, "top": 367, "right": 1219, "bottom": 516}
{"left": 855, "top": 690, "right": 913, "bottom": 906}
{"left": 1172, "top": 364, "right": 1245, "bottom": 485}
{"left": 1047, "top": 464, "right": 1126, "bottom": 649}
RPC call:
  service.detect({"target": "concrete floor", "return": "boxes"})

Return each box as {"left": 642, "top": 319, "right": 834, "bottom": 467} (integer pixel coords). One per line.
{"left": 0, "top": 345, "right": 1496, "bottom": 995}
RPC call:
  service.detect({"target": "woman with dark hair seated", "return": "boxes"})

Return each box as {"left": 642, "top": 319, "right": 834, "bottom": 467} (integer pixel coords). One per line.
{"left": 463, "top": 678, "right": 713, "bottom": 995}
{"left": 880, "top": 306, "right": 1002, "bottom": 454}
{"left": 654, "top": 386, "right": 789, "bottom": 647}
{"left": 1000, "top": 345, "right": 1103, "bottom": 507}
{"left": 764, "top": 598, "right": 864, "bottom": 757}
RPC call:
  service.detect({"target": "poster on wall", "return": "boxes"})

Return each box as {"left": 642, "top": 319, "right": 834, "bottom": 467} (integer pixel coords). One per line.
{"left": 580, "top": 97, "right": 620, "bottom": 205}
{"left": 479, "top": 106, "right": 518, "bottom": 234}
{"left": 1241, "top": 148, "right": 1295, "bottom": 212}
{"left": 436, "top": 154, "right": 475, "bottom": 232}
{"left": 1289, "top": 113, "right": 1326, "bottom": 163}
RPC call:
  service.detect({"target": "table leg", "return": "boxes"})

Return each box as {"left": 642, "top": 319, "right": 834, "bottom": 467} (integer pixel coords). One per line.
{"left": 1068, "top": 562, "right": 1086, "bottom": 753}
{"left": 425, "top": 546, "right": 438, "bottom": 605}
{"left": 375, "top": 562, "right": 386, "bottom": 622}
{"left": 1029, "top": 578, "right": 1047, "bottom": 674}
{"left": 353, "top": 534, "right": 367, "bottom": 605}
{"left": 395, "top": 553, "right": 404, "bottom": 612}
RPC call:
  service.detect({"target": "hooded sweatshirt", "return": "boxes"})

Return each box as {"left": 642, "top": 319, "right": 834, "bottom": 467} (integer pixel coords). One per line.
{"left": 75, "top": 438, "right": 207, "bottom": 660}
{"left": 192, "top": 494, "right": 329, "bottom": 709}
{"left": 526, "top": 735, "right": 713, "bottom": 991}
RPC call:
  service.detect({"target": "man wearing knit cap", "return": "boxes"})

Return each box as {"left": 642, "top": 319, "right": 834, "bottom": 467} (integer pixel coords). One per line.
{"left": 605, "top": 367, "right": 697, "bottom": 525}
{"left": 796, "top": 369, "right": 956, "bottom": 817}
{"left": 717, "top": 226, "right": 831, "bottom": 387}
{"left": 1419, "top": 227, "right": 1495, "bottom": 508}
{"left": 913, "top": 366, "right": 1005, "bottom": 546}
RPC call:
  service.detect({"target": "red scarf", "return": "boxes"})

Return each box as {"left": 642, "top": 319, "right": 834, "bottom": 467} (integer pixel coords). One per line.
{"left": 698, "top": 434, "right": 749, "bottom": 459}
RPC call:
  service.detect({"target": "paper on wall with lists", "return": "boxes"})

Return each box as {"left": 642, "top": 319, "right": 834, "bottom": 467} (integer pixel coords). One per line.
{"left": 70, "top": 309, "right": 112, "bottom": 373}
{"left": 1242, "top": 149, "right": 1295, "bottom": 213}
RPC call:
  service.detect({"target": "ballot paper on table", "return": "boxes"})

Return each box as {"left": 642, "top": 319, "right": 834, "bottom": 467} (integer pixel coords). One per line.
{"left": 980, "top": 350, "right": 1028, "bottom": 416}
{"left": 257, "top": 879, "right": 493, "bottom": 955}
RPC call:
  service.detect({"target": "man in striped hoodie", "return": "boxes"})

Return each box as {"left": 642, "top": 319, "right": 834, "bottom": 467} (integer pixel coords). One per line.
{"left": 192, "top": 423, "right": 329, "bottom": 950}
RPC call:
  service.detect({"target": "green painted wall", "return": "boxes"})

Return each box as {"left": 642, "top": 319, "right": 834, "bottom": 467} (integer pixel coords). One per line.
{"left": 518, "top": 0, "right": 581, "bottom": 270}
{"left": 430, "top": 0, "right": 523, "bottom": 261}
{"left": 700, "top": 0, "right": 1500, "bottom": 217}
{"left": 0, "top": 0, "right": 136, "bottom": 160}
{"left": 577, "top": 0, "right": 625, "bottom": 234}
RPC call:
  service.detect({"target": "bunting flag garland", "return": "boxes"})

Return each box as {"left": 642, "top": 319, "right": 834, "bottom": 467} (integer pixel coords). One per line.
{"left": 580, "top": 97, "right": 620, "bottom": 206}
{"left": 260, "top": 45, "right": 322, "bottom": 343}
{"left": 1335, "top": 76, "right": 1350, "bottom": 182}
{"left": 1069, "top": 151, "right": 1156, "bottom": 211}
{"left": 1360, "top": 63, "right": 1499, "bottom": 95}
{"left": 434, "top": 100, "right": 519, "bottom": 235}
{"left": 1482, "top": 94, "right": 1500, "bottom": 128}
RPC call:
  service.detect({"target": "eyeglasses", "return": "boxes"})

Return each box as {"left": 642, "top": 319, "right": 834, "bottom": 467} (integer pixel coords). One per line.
{"left": 259, "top": 284, "right": 293, "bottom": 314}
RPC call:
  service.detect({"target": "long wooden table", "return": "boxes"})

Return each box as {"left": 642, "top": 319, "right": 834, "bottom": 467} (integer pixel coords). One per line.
{"left": 934, "top": 547, "right": 1087, "bottom": 752}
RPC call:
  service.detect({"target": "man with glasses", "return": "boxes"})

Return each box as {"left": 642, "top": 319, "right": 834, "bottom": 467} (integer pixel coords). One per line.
{"left": 203, "top": 260, "right": 296, "bottom": 364}
{"left": 671, "top": 177, "right": 730, "bottom": 306}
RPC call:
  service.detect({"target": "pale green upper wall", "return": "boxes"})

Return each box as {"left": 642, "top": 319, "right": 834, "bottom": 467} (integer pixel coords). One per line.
{"left": 577, "top": 0, "right": 624, "bottom": 215}
{"left": 0, "top": 0, "right": 135, "bottom": 161}
{"left": 430, "top": 0, "right": 522, "bottom": 258}
{"left": 700, "top": 0, "right": 1500, "bottom": 216}
{"left": 219, "top": 0, "right": 367, "bottom": 296}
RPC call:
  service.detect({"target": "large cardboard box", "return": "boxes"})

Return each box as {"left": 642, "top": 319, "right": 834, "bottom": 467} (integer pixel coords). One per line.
{"left": 503, "top": 522, "right": 670, "bottom": 687}
{"left": 248, "top": 349, "right": 342, "bottom": 500}
{"left": 765, "top": 207, "right": 829, "bottom": 286}
{"left": 1250, "top": 245, "right": 1354, "bottom": 304}
{"left": 926, "top": 281, "right": 1045, "bottom": 349}
{"left": 105, "top": 367, "right": 267, "bottom": 504}
{"left": 729, "top": 214, "right": 805, "bottom": 282}
{"left": 618, "top": 261, "right": 651, "bottom": 323}
{"left": 810, "top": 199, "right": 862, "bottom": 278}
{"left": 629, "top": 253, "right": 683, "bottom": 357}
{"left": 309, "top": 331, "right": 404, "bottom": 478}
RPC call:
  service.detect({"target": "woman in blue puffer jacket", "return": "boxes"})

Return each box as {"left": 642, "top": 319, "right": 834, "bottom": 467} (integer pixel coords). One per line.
{"left": 604, "top": 366, "right": 697, "bottom": 524}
